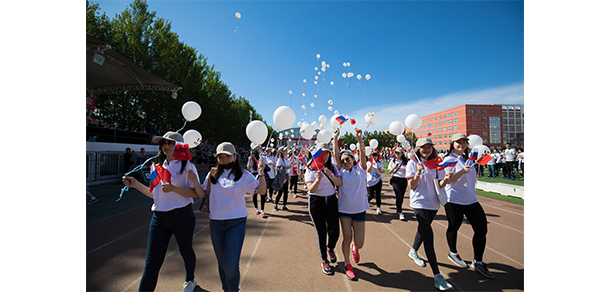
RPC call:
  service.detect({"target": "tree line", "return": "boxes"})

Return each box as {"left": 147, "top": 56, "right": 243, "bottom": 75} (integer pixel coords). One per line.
{"left": 86, "top": 0, "right": 265, "bottom": 147}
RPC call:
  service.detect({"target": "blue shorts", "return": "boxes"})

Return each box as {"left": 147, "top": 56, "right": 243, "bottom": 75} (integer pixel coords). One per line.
{"left": 338, "top": 211, "right": 367, "bottom": 223}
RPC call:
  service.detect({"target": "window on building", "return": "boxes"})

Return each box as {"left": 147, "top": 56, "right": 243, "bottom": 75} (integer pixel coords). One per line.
{"left": 469, "top": 110, "right": 474, "bottom": 113}
{"left": 475, "top": 110, "right": 480, "bottom": 114}
{"left": 454, "top": 126, "right": 458, "bottom": 130}
{"left": 482, "top": 110, "right": 487, "bottom": 113}
{"left": 454, "top": 119, "right": 458, "bottom": 123}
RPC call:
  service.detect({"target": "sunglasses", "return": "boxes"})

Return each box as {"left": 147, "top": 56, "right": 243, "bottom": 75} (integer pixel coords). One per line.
{"left": 341, "top": 158, "right": 351, "bottom": 164}
{"left": 160, "top": 140, "right": 176, "bottom": 147}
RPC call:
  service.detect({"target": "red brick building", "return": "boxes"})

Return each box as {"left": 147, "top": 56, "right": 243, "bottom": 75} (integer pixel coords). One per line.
{"left": 413, "top": 104, "right": 524, "bottom": 151}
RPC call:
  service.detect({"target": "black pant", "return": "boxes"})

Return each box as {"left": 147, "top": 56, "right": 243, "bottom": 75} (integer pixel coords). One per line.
{"left": 367, "top": 180, "right": 383, "bottom": 208}
{"left": 308, "top": 194, "right": 340, "bottom": 261}
{"left": 289, "top": 175, "right": 298, "bottom": 194}
{"left": 275, "top": 181, "right": 289, "bottom": 206}
{"left": 390, "top": 177, "right": 408, "bottom": 214}
{"left": 444, "top": 202, "right": 488, "bottom": 262}
{"left": 413, "top": 209, "right": 440, "bottom": 275}
{"left": 504, "top": 161, "right": 515, "bottom": 178}
{"left": 252, "top": 193, "right": 266, "bottom": 211}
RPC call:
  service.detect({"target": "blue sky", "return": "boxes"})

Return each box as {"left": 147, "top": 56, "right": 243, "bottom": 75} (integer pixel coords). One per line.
{"left": 94, "top": 0, "right": 524, "bottom": 134}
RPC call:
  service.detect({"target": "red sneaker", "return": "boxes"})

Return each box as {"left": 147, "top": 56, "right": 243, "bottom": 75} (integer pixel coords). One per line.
{"left": 254, "top": 210, "right": 260, "bottom": 215}
{"left": 344, "top": 263, "right": 357, "bottom": 281}
{"left": 351, "top": 242, "right": 360, "bottom": 263}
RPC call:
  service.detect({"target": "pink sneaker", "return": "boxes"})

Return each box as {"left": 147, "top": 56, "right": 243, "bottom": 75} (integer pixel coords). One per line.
{"left": 254, "top": 209, "right": 260, "bottom": 215}
{"left": 260, "top": 210, "right": 267, "bottom": 218}
{"left": 351, "top": 242, "right": 360, "bottom": 263}
{"left": 344, "top": 263, "right": 357, "bottom": 281}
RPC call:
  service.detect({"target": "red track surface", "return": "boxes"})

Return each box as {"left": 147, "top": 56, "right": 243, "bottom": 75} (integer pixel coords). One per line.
{"left": 87, "top": 172, "right": 523, "bottom": 291}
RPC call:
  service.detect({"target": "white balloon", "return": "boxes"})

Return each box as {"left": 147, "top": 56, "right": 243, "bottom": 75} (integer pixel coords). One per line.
{"left": 315, "top": 76, "right": 318, "bottom": 80}
{"left": 389, "top": 121, "right": 405, "bottom": 136}
{"left": 301, "top": 105, "right": 306, "bottom": 110}
{"left": 365, "top": 146, "right": 372, "bottom": 156}
{"left": 300, "top": 123, "right": 315, "bottom": 139}
{"left": 347, "top": 72, "right": 354, "bottom": 78}
{"left": 405, "top": 114, "right": 423, "bottom": 130}
{"left": 343, "top": 62, "right": 347, "bottom": 67}
{"left": 314, "top": 67, "right": 318, "bottom": 71}
{"left": 316, "top": 54, "right": 320, "bottom": 59}
{"left": 273, "top": 106, "right": 296, "bottom": 131}
{"left": 235, "top": 12, "right": 241, "bottom": 19}
{"left": 270, "top": 138, "right": 275, "bottom": 142}
{"left": 245, "top": 120, "right": 268, "bottom": 145}
{"left": 369, "top": 139, "right": 379, "bottom": 149}
{"left": 328, "top": 100, "right": 333, "bottom": 105}
{"left": 302, "top": 93, "right": 306, "bottom": 97}
{"left": 397, "top": 134, "right": 406, "bottom": 143}
{"left": 365, "top": 74, "right": 371, "bottom": 80}
{"left": 317, "top": 129, "right": 332, "bottom": 144}
{"left": 321, "top": 66, "right": 326, "bottom": 72}
{"left": 181, "top": 101, "right": 201, "bottom": 121}
{"left": 468, "top": 134, "right": 483, "bottom": 148}
{"left": 183, "top": 129, "right": 202, "bottom": 148}
{"left": 321, "top": 61, "right": 326, "bottom": 67}
{"left": 297, "top": 122, "right": 302, "bottom": 127}
{"left": 310, "top": 103, "right": 315, "bottom": 108}
{"left": 314, "top": 81, "right": 318, "bottom": 85}
{"left": 473, "top": 144, "right": 491, "bottom": 159}
{"left": 250, "top": 142, "right": 258, "bottom": 149}
{"left": 330, "top": 81, "right": 334, "bottom": 85}
{"left": 303, "top": 79, "right": 307, "bottom": 83}
{"left": 364, "top": 112, "right": 378, "bottom": 125}
{"left": 342, "top": 73, "right": 347, "bottom": 78}
{"left": 357, "top": 74, "right": 362, "bottom": 80}
{"left": 318, "top": 115, "right": 327, "bottom": 124}
{"left": 401, "top": 140, "right": 411, "bottom": 149}
{"left": 314, "top": 94, "right": 317, "bottom": 98}
{"left": 270, "top": 143, "right": 274, "bottom": 147}
{"left": 311, "top": 121, "right": 318, "bottom": 129}
{"left": 334, "top": 110, "right": 339, "bottom": 115}
{"left": 330, "top": 114, "right": 341, "bottom": 129}
{"left": 328, "top": 106, "right": 333, "bottom": 112}
{"left": 350, "top": 144, "right": 356, "bottom": 151}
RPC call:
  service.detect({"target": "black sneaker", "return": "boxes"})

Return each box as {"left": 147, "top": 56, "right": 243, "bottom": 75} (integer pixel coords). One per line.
{"left": 321, "top": 260, "right": 333, "bottom": 275}
{"left": 448, "top": 252, "right": 468, "bottom": 268}
{"left": 282, "top": 205, "right": 289, "bottom": 211}
{"left": 327, "top": 248, "right": 337, "bottom": 263}
{"left": 88, "top": 198, "right": 99, "bottom": 205}
{"left": 472, "top": 260, "right": 495, "bottom": 279}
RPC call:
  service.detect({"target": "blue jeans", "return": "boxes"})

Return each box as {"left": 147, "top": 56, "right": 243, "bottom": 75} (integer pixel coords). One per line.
{"left": 139, "top": 204, "right": 196, "bottom": 292}
{"left": 209, "top": 217, "right": 248, "bottom": 292}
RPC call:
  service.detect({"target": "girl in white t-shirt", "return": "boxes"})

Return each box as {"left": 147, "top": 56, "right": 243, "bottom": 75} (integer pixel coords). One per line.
{"left": 122, "top": 131, "right": 200, "bottom": 292}
{"left": 193, "top": 142, "right": 266, "bottom": 292}
{"left": 304, "top": 146, "right": 342, "bottom": 276}
{"left": 332, "top": 128, "right": 368, "bottom": 281}
{"left": 405, "top": 138, "right": 453, "bottom": 291}
{"left": 274, "top": 147, "right": 296, "bottom": 211}
{"left": 443, "top": 133, "right": 494, "bottom": 280}
{"left": 289, "top": 149, "right": 301, "bottom": 198}
{"left": 388, "top": 147, "right": 409, "bottom": 220}
{"left": 367, "top": 151, "right": 385, "bottom": 215}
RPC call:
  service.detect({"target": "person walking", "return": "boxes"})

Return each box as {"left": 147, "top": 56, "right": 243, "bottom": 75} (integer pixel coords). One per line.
{"left": 263, "top": 148, "right": 277, "bottom": 202}
{"left": 367, "top": 151, "right": 385, "bottom": 215}
{"left": 405, "top": 138, "right": 453, "bottom": 290}
{"left": 443, "top": 133, "right": 495, "bottom": 279}
{"left": 486, "top": 149, "right": 498, "bottom": 178}
{"left": 289, "top": 149, "right": 301, "bottom": 198}
{"left": 387, "top": 146, "right": 409, "bottom": 220}
{"left": 332, "top": 128, "right": 368, "bottom": 281}
{"left": 503, "top": 143, "right": 516, "bottom": 180}
{"left": 192, "top": 142, "right": 266, "bottom": 292}
{"left": 274, "top": 147, "right": 295, "bottom": 211}
{"left": 247, "top": 149, "right": 268, "bottom": 218}
{"left": 121, "top": 132, "right": 200, "bottom": 292}
{"left": 304, "top": 145, "right": 343, "bottom": 275}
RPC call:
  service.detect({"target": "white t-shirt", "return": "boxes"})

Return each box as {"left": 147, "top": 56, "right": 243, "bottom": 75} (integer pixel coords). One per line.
{"left": 203, "top": 169, "right": 258, "bottom": 220}
{"left": 443, "top": 153, "right": 478, "bottom": 205}
{"left": 337, "top": 164, "right": 369, "bottom": 214}
{"left": 366, "top": 161, "right": 385, "bottom": 186}
{"left": 304, "top": 164, "right": 340, "bottom": 197}
{"left": 388, "top": 158, "right": 408, "bottom": 178}
{"left": 276, "top": 157, "right": 292, "bottom": 169}
{"left": 263, "top": 156, "right": 277, "bottom": 178}
{"left": 493, "top": 152, "right": 502, "bottom": 164}
{"left": 150, "top": 160, "right": 198, "bottom": 212}
{"left": 405, "top": 160, "right": 444, "bottom": 210}
{"left": 504, "top": 148, "right": 516, "bottom": 162}
{"left": 486, "top": 153, "right": 497, "bottom": 166}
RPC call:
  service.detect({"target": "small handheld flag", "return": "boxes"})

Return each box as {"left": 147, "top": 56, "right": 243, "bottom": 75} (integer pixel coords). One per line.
{"left": 477, "top": 153, "right": 493, "bottom": 165}
{"left": 309, "top": 147, "right": 326, "bottom": 171}
{"left": 150, "top": 164, "right": 172, "bottom": 193}
{"left": 436, "top": 157, "right": 458, "bottom": 170}
{"left": 423, "top": 157, "right": 443, "bottom": 170}
{"left": 173, "top": 142, "right": 192, "bottom": 161}
{"left": 336, "top": 115, "right": 348, "bottom": 125}
{"left": 467, "top": 150, "right": 478, "bottom": 166}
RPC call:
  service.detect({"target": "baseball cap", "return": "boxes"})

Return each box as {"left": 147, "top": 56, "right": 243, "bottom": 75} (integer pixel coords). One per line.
{"left": 152, "top": 131, "right": 184, "bottom": 144}
{"left": 416, "top": 138, "right": 433, "bottom": 147}
{"left": 216, "top": 142, "right": 236, "bottom": 155}
{"left": 451, "top": 133, "right": 468, "bottom": 142}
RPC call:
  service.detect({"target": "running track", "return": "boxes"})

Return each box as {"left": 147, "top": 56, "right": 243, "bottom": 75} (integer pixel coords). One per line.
{"left": 87, "top": 172, "right": 524, "bottom": 291}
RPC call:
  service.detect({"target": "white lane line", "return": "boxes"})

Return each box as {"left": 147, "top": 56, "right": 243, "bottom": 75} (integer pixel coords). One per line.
{"left": 433, "top": 221, "right": 524, "bottom": 268}
{"left": 120, "top": 224, "right": 209, "bottom": 292}
{"left": 371, "top": 214, "right": 465, "bottom": 292}
{"left": 488, "top": 219, "right": 524, "bottom": 234}
{"left": 87, "top": 223, "right": 149, "bottom": 255}
{"left": 479, "top": 201, "right": 524, "bottom": 217}
{"left": 240, "top": 214, "right": 272, "bottom": 287}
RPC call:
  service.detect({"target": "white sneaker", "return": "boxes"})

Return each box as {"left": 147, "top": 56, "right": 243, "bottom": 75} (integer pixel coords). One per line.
{"left": 376, "top": 207, "right": 382, "bottom": 215}
{"left": 399, "top": 213, "right": 405, "bottom": 220}
{"left": 181, "top": 280, "right": 197, "bottom": 292}
{"left": 409, "top": 249, "right": 426, "bottom": 267}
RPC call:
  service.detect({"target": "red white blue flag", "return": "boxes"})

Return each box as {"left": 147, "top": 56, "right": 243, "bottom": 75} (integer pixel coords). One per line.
{"left": 436, "top": 156, "right": 458, "bottom": 170}
{"left": 424, "top": 157, "right": 443, "bottom": 170}
{"left": 309, "top": 147, "right": 326, "bottom": 171}
{"left": 149, "top": 164, "right": 172, "bottom": 193}
{"left": 336, "top": 115, "right": 348, "bottom": 125}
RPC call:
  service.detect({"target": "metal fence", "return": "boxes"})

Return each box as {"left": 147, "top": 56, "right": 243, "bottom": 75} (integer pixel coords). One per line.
{"left": 86, "top": 151, "right": 157, "bottom": 185}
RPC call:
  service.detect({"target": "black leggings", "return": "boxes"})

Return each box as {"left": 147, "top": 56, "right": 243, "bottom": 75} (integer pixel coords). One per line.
{"left": 308, "top": 194, "right": 340, "bottom": 261}
{"left": 412, "top": 209, "right": 440, "bottom": 275}
{"left": 289, "top": 175, "right": 298, "bottom": 194}
{"left": 275, "top": 181, "right": 289, "bottom": 206}
{"left": 444, "top": 202, "right": 488, "bottom": 262}
{"left": 390, "top": 177, "right": 408, "bottom": 214}
{"left": 252, "top": 192, "right": 266, "bottom": 211}
{"left": 367, "top": 180, "right": 383, "bottom": 208}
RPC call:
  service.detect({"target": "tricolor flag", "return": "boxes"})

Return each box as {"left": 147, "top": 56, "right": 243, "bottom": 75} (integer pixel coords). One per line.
{"left": 424, "top": 157, "right": 443, "bottom": 170}
{"left": 173, "top": 142, "right": 192, "bottom": 161}
{"left": 336, "top": 115, "right": 348, "bottom": 125}
{"left": 309, "top": 147, "right": 326, "bottom": 171}
{"left": 436, "top": 157, "right": 458, "bottom": 170}
{"left": 298, "top": 151, "right": 303, "bottom": 162}
{"left": 467, "top": 150, "right": 478, "bottom": 166}
{"left": 477, "top": 153, "right": 493, "bottom": 165}
{"left": 149, "top": 164, "right": 172, "bottom": 193}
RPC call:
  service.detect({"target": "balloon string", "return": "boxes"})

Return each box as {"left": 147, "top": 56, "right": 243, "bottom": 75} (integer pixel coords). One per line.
{"left": 235, "top": 19, "right": 239, "bottom": 39}
{"left": 117, "top": 154, "right": 159, "bottom": 202}
{"left": 175, "top": 120, "right": 188, "bottom": 133}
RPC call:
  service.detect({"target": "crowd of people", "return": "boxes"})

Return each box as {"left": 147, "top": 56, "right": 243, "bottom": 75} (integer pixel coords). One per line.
{"left": 117, "top": 129, "right": 523, "bottom": 292}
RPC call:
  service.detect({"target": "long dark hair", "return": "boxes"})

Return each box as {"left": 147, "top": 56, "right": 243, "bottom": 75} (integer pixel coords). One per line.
{"left": 157, "top": 145, "right": 188, "bottom": 174}
{"left": 210, "top": 155, "right": 243, "bottom": 185}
